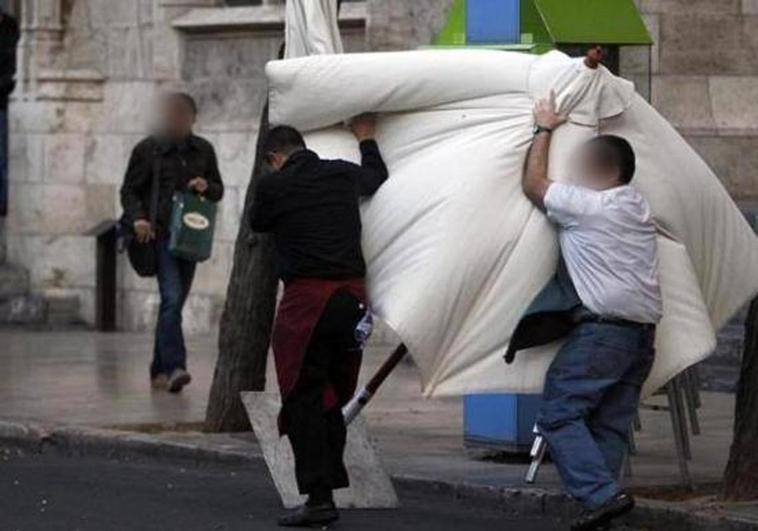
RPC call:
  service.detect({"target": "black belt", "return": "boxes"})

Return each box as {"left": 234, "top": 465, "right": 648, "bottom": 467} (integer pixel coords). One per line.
{"left": 574, "top": 311, "right": 655, "bottom": 332}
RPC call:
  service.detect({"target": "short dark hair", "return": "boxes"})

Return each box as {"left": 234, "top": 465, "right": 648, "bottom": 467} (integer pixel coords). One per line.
{"left": 166, "top": 92, "right": 198, "bottom": 116}
{"left": 264, "top": 125, "right": 306, "bottom": 156}
{"left": 586, "top": 135, "right": 636, "bottom": 184}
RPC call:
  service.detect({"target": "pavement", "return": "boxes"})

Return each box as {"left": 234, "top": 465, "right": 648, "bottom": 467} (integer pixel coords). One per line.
{"left": 1, "top": 328, "right": 757, "bottom": 530}
{"left": 0, "top": 449, "right": 564, "bottom": 531}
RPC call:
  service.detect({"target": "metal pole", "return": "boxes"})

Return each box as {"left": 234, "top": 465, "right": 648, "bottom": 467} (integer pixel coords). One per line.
{"left": 343, "top": 343, "right": 408, "bottom": 425}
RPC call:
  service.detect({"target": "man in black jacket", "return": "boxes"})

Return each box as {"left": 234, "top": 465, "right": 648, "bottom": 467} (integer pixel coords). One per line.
{"left": 120, "top": 93, "right": 224, "bottom": 393}
{"left": 0, "top": 8, "right": 20, "bottom": 217}
{"left": 251, "top": 116, "right": 388, "bottom": 527}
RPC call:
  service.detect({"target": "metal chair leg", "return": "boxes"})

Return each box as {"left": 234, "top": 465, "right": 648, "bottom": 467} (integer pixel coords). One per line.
{"left": 525, "top": 424, "right": 547, "bottom": 484}
{"left": 683, "top": 369, "right": 701, "bottom": 435}
{"left": 627, "top": 423, "right": 637, "bottom": 455}
{"left": 666, "top": 381, "right": 692, "bottom": 488}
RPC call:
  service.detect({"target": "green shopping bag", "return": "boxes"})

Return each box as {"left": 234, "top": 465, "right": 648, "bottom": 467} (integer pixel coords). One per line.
{"left": 168, "top": 191, "right": 217, "bottom": 262}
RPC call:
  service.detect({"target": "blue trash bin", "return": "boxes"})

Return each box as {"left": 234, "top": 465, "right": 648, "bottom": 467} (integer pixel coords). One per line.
{"left": 463, "top": 393, "right": 542, "bottom": 453}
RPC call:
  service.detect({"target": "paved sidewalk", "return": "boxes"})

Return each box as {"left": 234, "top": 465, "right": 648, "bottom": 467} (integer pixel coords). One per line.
{"left": 0, "top": 328, "right": 755, "bottom": 528}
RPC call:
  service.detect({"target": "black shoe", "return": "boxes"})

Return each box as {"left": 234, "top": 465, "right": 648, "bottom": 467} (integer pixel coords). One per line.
{"left": 570, "top": 491, "right": 635, "bottom": 531}
{"left": 277, "top": 501, "right": 339, "bottom": 528}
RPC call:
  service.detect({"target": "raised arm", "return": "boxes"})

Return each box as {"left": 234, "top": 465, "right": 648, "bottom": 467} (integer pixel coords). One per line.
{"left": 522, "top": 91, "right": 567, "bottom": 209}
{"left": 349, "top": 114, "right": 389, "bottom": 197}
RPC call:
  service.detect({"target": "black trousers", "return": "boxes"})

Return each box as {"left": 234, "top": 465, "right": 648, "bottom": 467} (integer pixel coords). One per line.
{"left": 281, "top": 289, "right": 365, "bottom": 496}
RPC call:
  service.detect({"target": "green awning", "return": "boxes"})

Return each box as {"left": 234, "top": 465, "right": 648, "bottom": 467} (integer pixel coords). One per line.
{"left": 433, "top": 0, "right": 653, "bottom": 49}
{"left": 531, "top": 0, "right": 653, "bottom": 45}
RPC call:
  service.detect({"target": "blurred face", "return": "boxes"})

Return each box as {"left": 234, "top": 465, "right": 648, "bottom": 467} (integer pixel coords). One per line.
{"left": 574, "top": 142, "right": 622, "bottom": 191}
{"left": 161, "top": 96, "right": 195, "bottom": 139}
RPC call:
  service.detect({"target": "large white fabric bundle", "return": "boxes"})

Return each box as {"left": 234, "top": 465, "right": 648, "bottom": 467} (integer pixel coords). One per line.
{"left": 266, "top": 49, "right": 758, "bottom": 398}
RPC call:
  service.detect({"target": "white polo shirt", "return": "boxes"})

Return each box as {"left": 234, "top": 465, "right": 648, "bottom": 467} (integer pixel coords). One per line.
{"left": 544, "top": 182, "right": 663, "bottom": 324}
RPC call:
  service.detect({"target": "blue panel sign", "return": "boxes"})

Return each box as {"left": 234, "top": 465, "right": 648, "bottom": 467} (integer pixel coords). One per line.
{"left": 467, "top": 0, "right": 521, "bottom": 44}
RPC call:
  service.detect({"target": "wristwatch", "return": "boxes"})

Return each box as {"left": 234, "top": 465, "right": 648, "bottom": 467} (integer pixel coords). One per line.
{"left": 533, "top": 125, "right": 553, "bottom": 136}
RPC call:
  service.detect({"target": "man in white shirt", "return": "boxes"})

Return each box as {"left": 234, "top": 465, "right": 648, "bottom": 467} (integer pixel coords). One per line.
{"left": 521, "top": 92, "right": 662, "bottom": 531}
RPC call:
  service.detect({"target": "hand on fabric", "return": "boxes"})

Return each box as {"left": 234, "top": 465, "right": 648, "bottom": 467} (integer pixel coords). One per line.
{"left": 133, "top": 219, "right": 154, "bottom": 243}
{"left": 534, "top": 91, "right": 568, "bottom": 131}
{"left": 188, "top": 177, "right": 209, "bottom": 194}
{"left": 349, "top": 113, "right": 377, "bottom": 142}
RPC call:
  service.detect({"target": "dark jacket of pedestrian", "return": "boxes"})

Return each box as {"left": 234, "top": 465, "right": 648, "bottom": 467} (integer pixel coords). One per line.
{"left": 0, "top": 12, "right": 20, "bottom": 111}
{"left": 120, "top": 134, "right": 224, "bottom": 235}
{"left": 250, "top": 140, "right": 388, "bottom": 283}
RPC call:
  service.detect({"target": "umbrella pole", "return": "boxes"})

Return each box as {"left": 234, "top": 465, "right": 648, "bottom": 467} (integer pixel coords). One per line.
{"left": 343, "top": 343, "right": 408, "bottom": 424}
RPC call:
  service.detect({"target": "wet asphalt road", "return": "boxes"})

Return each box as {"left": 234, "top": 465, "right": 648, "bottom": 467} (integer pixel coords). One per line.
{"left": 0, "top": 447, "right": 568, "bottom": 531}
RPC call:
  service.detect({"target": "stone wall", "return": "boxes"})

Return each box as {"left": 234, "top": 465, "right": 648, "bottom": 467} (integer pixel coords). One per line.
{"left": 4, "top": 0, "right": 755, "bottom": 333}
{"left": 635, "top": 0, "right": 758, "bottom": 200}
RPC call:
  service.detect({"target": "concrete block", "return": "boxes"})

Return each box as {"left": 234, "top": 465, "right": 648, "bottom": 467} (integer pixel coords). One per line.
{"left": 241, "top": 391, "right": 399, "bottom": 510}
{"left": 685, "top": 135, "right": 758, "bottom": 200}
{"left": 8, "top": 133, "right": 45, "bottom": 183}
{"left": 151, "top": 25, "right": 181, "bottom": 80}
{"left": 190, "top": 78, "right": 267, "bottom": 132}
{"left": 214, "top": 131, "right": 256, "bottom": 189}
{"left": 107, "top": 26, "right": 154, "bottom": 80}
{"left": 5, "top": 234, "right": 96, "bottom": 290}
{"left": 640, "top": 0, "right": 740, "bottom": 13}
{"left": 8, "top": 100, "right": 65, "bottom": 134}
{"left": 0, "top": 294, "right": 47, "bottom": 325}
{"left": 102, "top": 82, "right": 159, "bottom": 134}
{"left": 744, "top": 0, "right": 758, "bottom": 14}
{"left": 85, "top": 135, "right": 134, "bottom": 184}
{"left": 182, "top": 293, "right": 216, "bottom": 336}
{"left": 191, "top": 241, "right": 234, "bottom": 295}
{"left": 620, "top": 14, "right": 659, "bottom": 75}
{"left": 651, "top": 76, "right": 716, "bottom": 133}
{"left": 62, "top": 102, "right": 108, "bottom": 134}
{"left": 181, "top": 33, "right": 279, "bottom": 82}
{"left": 0, "top": 264, "right": 30, "bottom": 299}
{"left": 43, "top": 133, "right": 86, "bottom": 184}
{"left": 658, "top": 14, "right": 758, "bottom": 75}
{"left": 214, "top": 187, "right": 242, "bottom": 242}
{"left": 118, "top": 289, "right": 160, "bottom": 332}
{"left": 88, "top": 0, "right": 141, "bottom": 28}
{"left": 709, "top": 76, "right": 758, "bottom": 135}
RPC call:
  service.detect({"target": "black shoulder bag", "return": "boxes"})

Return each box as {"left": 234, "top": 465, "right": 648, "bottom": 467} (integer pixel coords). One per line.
{"left": 123, "top": 153, "right": 161, "bottom": 277}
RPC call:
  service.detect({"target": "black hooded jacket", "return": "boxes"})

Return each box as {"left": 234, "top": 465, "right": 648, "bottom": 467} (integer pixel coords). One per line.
{"left": 250, "top": 140, "right": 388, "bottom": 283}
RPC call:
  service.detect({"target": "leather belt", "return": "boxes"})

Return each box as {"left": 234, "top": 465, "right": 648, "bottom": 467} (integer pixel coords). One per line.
{"left": 573, "top": 310, "right": 656, "bottom": 332}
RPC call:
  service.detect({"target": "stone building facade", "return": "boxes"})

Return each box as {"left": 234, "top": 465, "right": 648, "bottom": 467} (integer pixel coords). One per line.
{"left": 1, "top": 0, "right": 756, "bottom": 333}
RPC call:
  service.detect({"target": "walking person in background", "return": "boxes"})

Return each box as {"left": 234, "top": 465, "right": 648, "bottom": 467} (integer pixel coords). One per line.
{"left": 507, "top": 91, "right": 662, "bottom": 530}
{"left": 0, "top": 7, "right": 20, "bottom": 217}
{"left": 120, "top": 93, "right": 224, "bottom": 393}
{"left": 251, "top": 115, "right": 388, "bottom": 527}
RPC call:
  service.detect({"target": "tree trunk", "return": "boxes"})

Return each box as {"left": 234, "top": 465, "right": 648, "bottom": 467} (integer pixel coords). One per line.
{"left": 723, "top": 296, "right": 758, "bottom": 500}
{"left": 204, "top": 102, "right": 278, "bottom": 432}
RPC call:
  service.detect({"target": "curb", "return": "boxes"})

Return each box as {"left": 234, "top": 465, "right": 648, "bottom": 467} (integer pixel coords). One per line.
{"left": 0, "top": 420, "right": 755, "bottom": 530}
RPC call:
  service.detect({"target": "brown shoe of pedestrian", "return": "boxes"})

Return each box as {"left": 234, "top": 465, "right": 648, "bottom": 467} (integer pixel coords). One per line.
{"left": 167, "top": 369, "right": 192, "bottom": 393}
{"left": 151, "top": 374, "right": 169, "bottom": 391}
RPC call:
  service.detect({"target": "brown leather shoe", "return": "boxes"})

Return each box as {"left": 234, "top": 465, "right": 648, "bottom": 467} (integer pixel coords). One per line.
{"left": 151, "top": 374, "right": 169, "bottom": 391}
{"left": 167, "top": 369, "right": 192, "bottom": 393}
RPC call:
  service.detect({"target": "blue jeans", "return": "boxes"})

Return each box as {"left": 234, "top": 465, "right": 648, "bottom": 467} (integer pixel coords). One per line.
{"left": 0, "top": 109, "right": 8, "bottom": 216}
{"left": 537, "top": 322, "right": 655, "bottom": 509}
{"left": 151, "top": 236, "right": 196, "bottom": 378}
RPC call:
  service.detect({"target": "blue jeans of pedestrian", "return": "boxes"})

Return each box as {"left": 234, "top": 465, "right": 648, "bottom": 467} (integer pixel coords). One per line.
{"left": 151, "top": 236, "right": 196, "bottom": 378}
{"left": 0, "top": 109, "right": 8, "bottom": 216}
{"left": 536, "top": 322, "right": 655, "bottom": 509}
